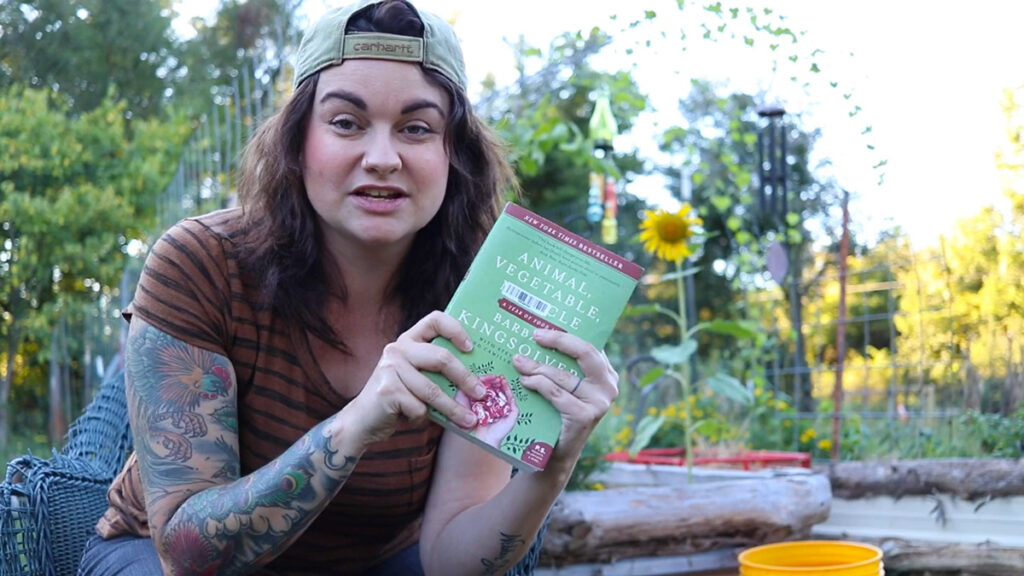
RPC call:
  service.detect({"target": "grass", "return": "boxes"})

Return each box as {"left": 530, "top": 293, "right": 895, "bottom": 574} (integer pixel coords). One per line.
{"left": 2, "top": 429, "right": 56, "bottom": 468}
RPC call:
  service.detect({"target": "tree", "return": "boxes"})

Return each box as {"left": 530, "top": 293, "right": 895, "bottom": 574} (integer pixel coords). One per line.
{"left": 172, "top": 0, "right": 303, "bottom": 116}
{"left": 0, "top": 0, "right": 182, "bottom": 119}
{"left": 0, "top": 86, "right": 187, "bottom": 451}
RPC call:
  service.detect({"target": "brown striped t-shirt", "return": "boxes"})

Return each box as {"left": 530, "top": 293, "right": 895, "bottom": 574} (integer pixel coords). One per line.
{"left": 96, "top": 208, "right": 444, "bottom": 575}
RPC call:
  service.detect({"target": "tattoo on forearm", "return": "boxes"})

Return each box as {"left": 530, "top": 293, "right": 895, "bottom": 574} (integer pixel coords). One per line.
{"left": 164, "top": 427, "right": 358, "bottom": 572}
{"left": 314, "top": 416, "right": 357, "bottom": 472}
{"left": 127, "top": 323, "right": 360, "bottom": 574}
{"left": 480, "top": 532, "right": 526, "bottom": 575}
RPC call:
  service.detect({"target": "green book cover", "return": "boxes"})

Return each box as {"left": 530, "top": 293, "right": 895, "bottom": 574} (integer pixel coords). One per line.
{"left": 427, "top": 202, "right": 644, "bottom": 471}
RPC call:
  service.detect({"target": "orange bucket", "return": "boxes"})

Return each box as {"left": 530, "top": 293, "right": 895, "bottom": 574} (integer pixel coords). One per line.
{"left": 738, "top": 540, "right": 884, "bottom": 575}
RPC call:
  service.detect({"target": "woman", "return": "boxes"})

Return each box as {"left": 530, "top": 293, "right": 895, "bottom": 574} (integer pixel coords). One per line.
{"left": 79, "top": 1, "right": 619, "bottom": 574}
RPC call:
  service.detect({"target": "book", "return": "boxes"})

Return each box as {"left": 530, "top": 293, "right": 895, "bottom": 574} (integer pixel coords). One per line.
{"left": 427, "top": 202, "right": 644, "bottom": 471}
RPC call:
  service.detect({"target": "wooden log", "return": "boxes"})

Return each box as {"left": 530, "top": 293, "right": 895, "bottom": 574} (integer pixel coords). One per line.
{"left": 816, "top": 459, "right": 1024, "bottom": 500}
{"left": 850, "top": 538, "right": 1024, "bottom": 576}
{"left": 540, "top": 474, "right": 831, "bottom": 566}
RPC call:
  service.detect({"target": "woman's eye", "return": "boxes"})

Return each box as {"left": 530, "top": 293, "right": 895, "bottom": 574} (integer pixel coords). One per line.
{"left": 329, "top": 117, "right": 358, "bottom": 131}
{"left": 403, "top": 124, "right": 435, "bottom": 136}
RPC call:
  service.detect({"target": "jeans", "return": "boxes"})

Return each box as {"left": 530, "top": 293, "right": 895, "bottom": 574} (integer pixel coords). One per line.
{"left": 77, "top": 534, "right": 425, "bottom": 576}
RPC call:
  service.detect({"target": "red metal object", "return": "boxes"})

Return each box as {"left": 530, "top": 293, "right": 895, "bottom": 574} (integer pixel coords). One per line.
{"left": 605, "top": 448, "right": 811, "bottom": 470}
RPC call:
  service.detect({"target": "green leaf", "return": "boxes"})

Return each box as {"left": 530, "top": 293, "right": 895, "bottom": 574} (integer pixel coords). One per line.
{"left": 651, "top": 341, "right": 697, "bottom": 366}
{"left": 689, "top": 319, "right": 760, "bottom": 340}
{"left": 707, "top": 373, "right": 754, "bottom": 406}
{"left": 630, "top": 414, "right": 666, "bottom": 455}
{"left": 726, "top": 215, "right": 742, "bottom": 232}
{"left": 785, "top": 212, "right": 801, "bottom": 227}
{"left": 709, "top": 195, "right": 732, "bottom": 212}
{"left": 688, "top": 419, "right": 708, "bottom": 435}
{"left": 735, "top": 230, "right": 753, "bottom": 246}
{"left": 640, "top": 366, "right": 666, "bottom": 387}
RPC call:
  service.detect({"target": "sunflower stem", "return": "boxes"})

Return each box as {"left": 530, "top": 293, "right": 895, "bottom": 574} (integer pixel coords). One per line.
{"left": 653, "top": 305, "right": 682, "bottom": 325}
{"left": 675, "top": 258, "right": 695, "bottom": 484}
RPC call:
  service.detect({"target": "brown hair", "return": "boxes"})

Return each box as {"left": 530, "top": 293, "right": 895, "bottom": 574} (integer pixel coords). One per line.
{"left": 236, "top": 0, "right": 516, "bottom": 350}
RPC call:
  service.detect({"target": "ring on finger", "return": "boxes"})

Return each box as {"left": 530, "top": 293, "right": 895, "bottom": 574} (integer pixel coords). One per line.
{"left": 569, "top": 375, "right": 584, "bottom": 395}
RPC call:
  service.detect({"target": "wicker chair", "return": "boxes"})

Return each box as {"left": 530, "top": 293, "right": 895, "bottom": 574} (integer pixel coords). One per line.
{"left": 1, "top": 360, "right": 133, "bottom": 576}
{"left": 0, "top": 360, "right": 546, "bottom": 576}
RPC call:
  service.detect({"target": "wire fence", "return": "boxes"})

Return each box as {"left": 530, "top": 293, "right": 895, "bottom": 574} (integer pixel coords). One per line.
{"left": 754, "top": 248, "right": 1023, "bottom": 458}
{"left": 156, "top": 54, "right": 286, "bottom": 232}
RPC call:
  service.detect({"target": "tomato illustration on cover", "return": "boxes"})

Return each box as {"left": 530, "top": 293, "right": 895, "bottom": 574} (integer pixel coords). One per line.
{"left": 469, "top": 374, "right": 514, "bottom": 426}
{"left": 454, "top": 373, "right": 519, "bottom": 449}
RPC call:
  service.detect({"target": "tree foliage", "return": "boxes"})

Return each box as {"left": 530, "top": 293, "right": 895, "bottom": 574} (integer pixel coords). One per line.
{"left": 0, "top": 0, "right": 181, "bottom": 119}
{"left": 478, "top": 30, "right": 646, "bottom": 208}
{"left": 0, "top": 0, "right": 300, "bottom": 458}
{"left": 0, "top": 86, "right": 187, "bottom": 450}
{"left": 173, "top": 0, "right": 302, "bottom": 115}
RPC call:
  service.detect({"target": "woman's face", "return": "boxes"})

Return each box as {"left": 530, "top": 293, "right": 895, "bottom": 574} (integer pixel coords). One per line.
{"left": 302, "top": 59, "right": 450, "bottom": 255}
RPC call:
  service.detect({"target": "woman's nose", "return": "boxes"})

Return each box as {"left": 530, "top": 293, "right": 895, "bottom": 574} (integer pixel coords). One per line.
{"left": 360, "top": 131, "right": 402, "bottom": 175}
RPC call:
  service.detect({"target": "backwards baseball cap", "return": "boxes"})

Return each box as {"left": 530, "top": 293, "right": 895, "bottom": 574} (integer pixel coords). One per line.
{"left": 292, "top": 0, "right": 467, "bottom": 91}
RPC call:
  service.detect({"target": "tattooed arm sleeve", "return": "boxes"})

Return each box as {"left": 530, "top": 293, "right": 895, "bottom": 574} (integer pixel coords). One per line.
{"left": 126, "top": 318, "right": 362, "bottom": 575}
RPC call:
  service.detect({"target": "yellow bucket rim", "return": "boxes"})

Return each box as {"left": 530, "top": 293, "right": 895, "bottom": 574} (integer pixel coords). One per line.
{"left": 738, "top": 540, "right": 883, "bottom": 572}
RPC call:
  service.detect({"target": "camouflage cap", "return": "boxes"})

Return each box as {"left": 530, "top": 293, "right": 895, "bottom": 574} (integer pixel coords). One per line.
{"left": 292, "top": 0, "right": 467, "bottom": 91}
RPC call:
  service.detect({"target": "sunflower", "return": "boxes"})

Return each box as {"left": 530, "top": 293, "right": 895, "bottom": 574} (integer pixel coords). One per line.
{"left": 638, "top": 204, "right": 703, "bottom": 263}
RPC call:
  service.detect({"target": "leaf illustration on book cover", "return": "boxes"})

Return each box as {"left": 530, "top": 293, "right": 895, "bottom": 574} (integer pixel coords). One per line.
{"left": 470, "top": 361, "right": 495, "bottom": 375}
{"left": 516, "top": 412, "right": 534, "bottom": 427}
{"left": 510, "top": 376, "right": 529, "bottom": 403}
{"left": 501, "top": 433, "right": 536, "bottom": 456}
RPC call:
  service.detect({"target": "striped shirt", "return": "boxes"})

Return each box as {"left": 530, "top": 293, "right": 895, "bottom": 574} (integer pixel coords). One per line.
{"left": 97, "top": 208, "right": 443, "bottom": 575}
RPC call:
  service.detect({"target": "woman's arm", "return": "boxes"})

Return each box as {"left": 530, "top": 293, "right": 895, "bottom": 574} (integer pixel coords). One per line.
{"left": 126, "top": 318, "right": 366, "bottom": 574}
{"left": 420, "top": 328, "right": 619, "bottom": 575}
{"left": 128, "top": 311, "right": 486, "bottom": 575}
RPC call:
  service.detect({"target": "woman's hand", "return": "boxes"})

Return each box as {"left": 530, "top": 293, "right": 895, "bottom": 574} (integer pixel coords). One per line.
{"left": 343, "top": 311, "right": 486, "bottom": 447}
{"left": 513, "top": 328, "right": 619, "bottom": 467}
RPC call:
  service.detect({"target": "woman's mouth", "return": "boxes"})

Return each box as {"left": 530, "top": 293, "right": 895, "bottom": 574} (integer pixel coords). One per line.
{"left": 354, "top": 188, "right": 404, "bottom": 200}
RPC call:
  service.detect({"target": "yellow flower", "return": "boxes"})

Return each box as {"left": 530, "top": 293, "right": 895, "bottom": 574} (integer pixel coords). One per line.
{"left": 648, "top": 407, "right": 658, "bottom": 416}
{"left": 817, "top": 439, "right": 833, "bottom": 452}
{"left": 590, "top": 482, "right": 606, "bottom": 491}
{"left": 638, "top": 204, "right": 703, "bottom": 263}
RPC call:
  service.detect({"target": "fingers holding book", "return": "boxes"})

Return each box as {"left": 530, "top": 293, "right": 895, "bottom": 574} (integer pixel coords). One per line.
{"left": 345, "top": 311, "right": 485, "bottom": 446}
{"left": 513, "top": 329, "right": 619, "bottom": 456}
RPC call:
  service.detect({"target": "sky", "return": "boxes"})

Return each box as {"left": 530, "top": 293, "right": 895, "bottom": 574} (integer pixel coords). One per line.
{"left": 176, "top": 0, "right": 1024, "bottom": 248}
